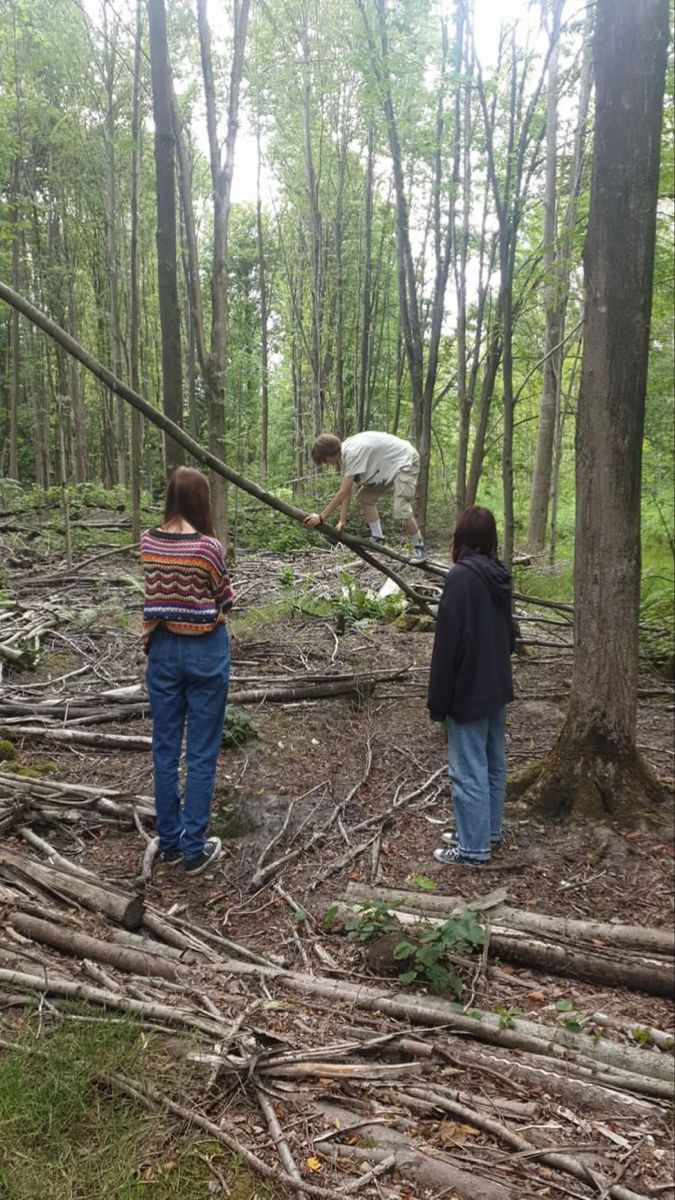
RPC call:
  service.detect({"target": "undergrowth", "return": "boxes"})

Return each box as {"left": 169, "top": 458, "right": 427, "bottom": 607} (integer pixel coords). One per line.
{"left": 0, "top": 1016, "right": 284, "bottom": 1199}
{"left": 328, "top": 900, "right": 486, "bottom": 998}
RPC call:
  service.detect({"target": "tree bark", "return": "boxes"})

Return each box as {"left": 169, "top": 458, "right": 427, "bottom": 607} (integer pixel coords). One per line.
{"left": 256, "top": 124, "right": 270, "bottom": 474}
{"left": 195, "top": 0, "right": 250, "bottom": 543}
{"left": 0, "top": 848, "right": 144, "bottom": 929}
{"left": 147, "top": 0, "right": 184, "bottom": 475}
{"left": 129, "top": 0, "right": 144, "bottom": 543}
{"left": 533, "top": 0, "right": 669, "bottom": 818}
{"left": 529, "top": 0, "right": 591, "bottom": 554}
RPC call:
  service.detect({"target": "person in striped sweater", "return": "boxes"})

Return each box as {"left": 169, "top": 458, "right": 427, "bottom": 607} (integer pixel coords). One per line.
{"left": 141, "top": 467, "right": 234, "bottom": 876}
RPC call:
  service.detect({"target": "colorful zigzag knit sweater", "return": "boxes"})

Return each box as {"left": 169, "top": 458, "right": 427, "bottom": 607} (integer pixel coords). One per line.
{"left": 140, "top": 528, "right": 234, "bottom": 650}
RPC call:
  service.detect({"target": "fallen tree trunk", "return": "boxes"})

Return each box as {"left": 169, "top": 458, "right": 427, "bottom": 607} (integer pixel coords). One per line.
{"left": 320, "top": 1138, "right": 512, "bottom": 1200}
{"left": 8, "top": 913, "right": 181, "bottom": 982}
{"left": 174, "top": 958, "right": 675, "bottom": 1090}
{"left": 0, "top": 967, "right": 227, "bottom": 1037}
{"left": 426, "top": 1039, "right": 663, "bottom": 1117}
{"left": 337, "top": 897, "right": 675, "bottom": 997}
{"left": 344, "top": 882, "right": 675, "bottom": 956}
{"left": 1, "top": 726, "right": 152, "bottom": 751}
{"left": 0, "top": 848, "right": 144, "bottom": 929}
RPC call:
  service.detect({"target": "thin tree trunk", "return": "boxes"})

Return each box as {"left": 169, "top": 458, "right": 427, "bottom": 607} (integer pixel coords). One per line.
{"left": 147, "top": 0, "right": 184, "bottom": 476}
{"left": 357, "top": 127, "right": 375, "bottom": 433}
{"left": 196, "top": 0, "right": 250, "bottom": 543}
{"left": 466, "top": 322, "right": 502, "bottom": 506}
{"left": 129, "top": 0, "right": 143, "bottom": 543}
{"left": 256, "top": 124, "right": 270, "bottom": 473}
{"left": 103, "top": 1, "right": 125, "bottom": 486}
{"left": 9, "top": 157, "right": 20, "bottom": 480}
{"left": 527, "top": 0, "right": 565, "bottom": 553}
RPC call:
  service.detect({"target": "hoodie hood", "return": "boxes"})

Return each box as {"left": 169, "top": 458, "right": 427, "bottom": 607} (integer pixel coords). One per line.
{"left": 458, "top": 554, "right": 512, "bottom": 607}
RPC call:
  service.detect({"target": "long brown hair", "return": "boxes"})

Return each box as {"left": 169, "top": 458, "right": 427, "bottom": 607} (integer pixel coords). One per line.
{"left": 452, "top": 505, "right": 499, "bottom": 563}
{"left": 163, "top": 467, "right": 215, "bottom": 537}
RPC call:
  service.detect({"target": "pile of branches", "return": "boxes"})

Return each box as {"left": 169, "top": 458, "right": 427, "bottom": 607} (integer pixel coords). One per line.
{"left": 0, "top": 668, "right": 412, "bottom": 752}
{"left": 0, "top": 603, "right": 56, "bottom": 668}
{"left": 0, "top": 835, "right": 673, "bottom": 1199}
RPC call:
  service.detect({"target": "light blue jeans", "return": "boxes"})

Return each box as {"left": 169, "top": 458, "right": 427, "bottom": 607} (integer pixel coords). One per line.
{"left": 146, "top": 624, "right": 230, "bottom": 861}
{"left": 447, "top": 707, "right": 507, "bottom": 862}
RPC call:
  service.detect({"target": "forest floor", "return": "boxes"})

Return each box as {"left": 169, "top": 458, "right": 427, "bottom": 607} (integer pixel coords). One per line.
{"left": 0, "top": 509, "right": 673, "bottom": 1200}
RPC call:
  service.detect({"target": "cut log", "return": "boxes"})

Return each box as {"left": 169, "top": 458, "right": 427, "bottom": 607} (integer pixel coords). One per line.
{"left": 170, "top": 958, "right": 675, "bottom": 1091}
{"left": 344, "top": 882, "right": 675, "bottom": 956}
{"left": 8, "top": 913, "right": 181, "bottom": 982}
{"left": 0, "top": 848, "right": 144, "bottom": 929}
{"left": 316, "top": 1100, "right": 514, "bottom": 1200}
{"left": 336, "top": 899, "right": 675, "bottom": 997}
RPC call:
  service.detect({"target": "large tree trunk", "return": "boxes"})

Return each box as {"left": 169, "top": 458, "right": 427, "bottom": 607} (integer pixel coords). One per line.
{"left": 147, "top": 0, "right": 184, "bottom": 476}
{"left": 531, "top": 0, "right": 669, "bottom": 819}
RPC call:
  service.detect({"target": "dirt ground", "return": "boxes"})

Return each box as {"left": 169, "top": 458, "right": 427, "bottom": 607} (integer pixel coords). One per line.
{"left": 1, "top": 536, "right": 674, "bottom": 1198}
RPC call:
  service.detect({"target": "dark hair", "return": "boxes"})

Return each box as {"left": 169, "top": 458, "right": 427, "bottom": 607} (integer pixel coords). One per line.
{"left": 311, "top": 434, "right": 342, "bottom": 464}
{"left": 452, "top": 505, "right": 499, "bottom": 563}
{"left": 164, "top": 467, "right": 215, "bottom": 537}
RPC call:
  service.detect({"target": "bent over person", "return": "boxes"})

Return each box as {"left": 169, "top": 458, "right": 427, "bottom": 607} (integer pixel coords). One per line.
{"left": 141, "top": 467, "right": 234, "bottom": 877}
{"left": 427, "top": 506, "right": 514, "bottom": 867}
{"left": 304, "top": 431, "right": 427, "bottom": 560}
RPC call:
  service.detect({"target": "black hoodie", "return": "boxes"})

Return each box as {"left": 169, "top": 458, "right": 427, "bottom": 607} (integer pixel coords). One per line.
{"left": 427, "top": 554, "right": 515, "bottom": 724}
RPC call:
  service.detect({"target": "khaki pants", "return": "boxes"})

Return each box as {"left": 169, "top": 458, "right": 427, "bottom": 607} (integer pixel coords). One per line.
{"left": 356, "top": 454, "right": 419, "bottom": 521}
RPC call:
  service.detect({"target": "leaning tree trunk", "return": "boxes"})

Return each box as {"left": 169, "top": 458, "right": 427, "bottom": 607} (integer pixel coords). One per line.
{"left": 531, "top": 0, "right": 669, "bottom": 820}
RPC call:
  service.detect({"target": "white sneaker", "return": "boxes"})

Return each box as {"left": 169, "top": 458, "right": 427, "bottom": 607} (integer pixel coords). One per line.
{"left": 411, "top": 543, "right": 428, "bottom": 562}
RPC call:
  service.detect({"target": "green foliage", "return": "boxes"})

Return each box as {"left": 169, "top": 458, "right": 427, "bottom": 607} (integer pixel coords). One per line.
{"left": 221, "top": 707, "right": 258, "bottom": 749}
{"left": 345, "top": 902, "right": 485, "bottom": 997}
{"left": 555, "top": 998, "right": 585, "bottom": 1034}
{"left": 0, "top": 739, "right": 17, "bottom": 762}
{"left": 344, "top": 899, "right": 404, "bottom": 942}
{"left": 334, "top": 572, "right": 404, "bottom": 627}
{"left": 406, "top": 874, "right": 437, "bottom": 892}
{"left": 494, "top": 1004, "right": 522, "bottom": 1029}
{"left": 0, "top": 1019, "right": 283, "bottom": 1199}
{"left": 630, "top": 1027, "right": 654, "bottom": 1048}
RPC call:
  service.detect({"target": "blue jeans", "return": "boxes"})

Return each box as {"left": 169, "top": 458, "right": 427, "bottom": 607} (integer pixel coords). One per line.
{"left": 146, "top": 624, "right": 230, "bottom": 861}
{"left": 447, "top": 707, "right": 507, "bottom": 862}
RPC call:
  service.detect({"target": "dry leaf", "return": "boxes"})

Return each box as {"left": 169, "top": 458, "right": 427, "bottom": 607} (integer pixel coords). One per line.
{"left": 306, "top": 1156, "right": 322, "bottom": 1173}
{"left": 438, "top": 1120, "right": 480, "bottom": 1146}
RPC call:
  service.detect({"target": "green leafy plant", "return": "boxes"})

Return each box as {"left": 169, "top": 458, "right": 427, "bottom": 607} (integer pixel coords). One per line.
{"left": 495, "top": 1004, "right": 522, "bottom": 1029}
{"left": 631, "top": 1026, "right": 655, "bottom": 1048}
{"left": 343, "top": 903, "right": 485, "bottom": 997}
{"left": 555, "top": 998, "right": 585, "bottom": 1034}
{"left": 406, "top": 874, "right": 437, "bottom": 892}
{"left": 395, "top": 913, "right": 486, "bottom": 996}
{"left": 334, "top": 572, "right": 404, "bottom": 627}
{"left": 221, "top": 707, "right": 258, "bottom": 748}
{"left": 343, "top": 899, "right": 404, "bottom": 942}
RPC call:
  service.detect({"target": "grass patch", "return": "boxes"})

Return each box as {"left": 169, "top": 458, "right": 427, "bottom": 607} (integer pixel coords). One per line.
{"left": 0, "top": 1018, "right": 285, "bottom": 1199}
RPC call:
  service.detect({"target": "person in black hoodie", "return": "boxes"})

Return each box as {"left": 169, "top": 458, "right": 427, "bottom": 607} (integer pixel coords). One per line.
{"left": 427, "top": 506, "right": 515, "bottom": 866}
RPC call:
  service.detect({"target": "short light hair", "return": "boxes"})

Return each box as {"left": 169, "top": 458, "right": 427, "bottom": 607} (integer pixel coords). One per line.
{"left": 311, "top": 434, "right": 342, "bottom": 464}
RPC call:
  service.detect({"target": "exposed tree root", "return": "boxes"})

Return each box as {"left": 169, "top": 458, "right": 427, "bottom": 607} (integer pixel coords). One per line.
{"left": 523, "top": 714, "right": 668, "bottom": 823}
